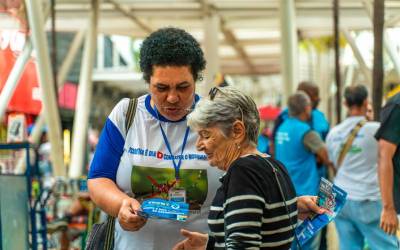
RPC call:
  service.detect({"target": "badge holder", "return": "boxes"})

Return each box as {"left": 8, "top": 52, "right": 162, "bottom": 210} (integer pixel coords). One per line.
{"left": 168, "top": 180, "right": 186, "bottom": 203}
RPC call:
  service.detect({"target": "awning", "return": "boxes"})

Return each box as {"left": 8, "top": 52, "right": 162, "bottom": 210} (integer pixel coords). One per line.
{"left": 258, "top": 105, "right": 281, "bottom": 121}
{"left": 0, "top": 46, "right": 42, "bottom": 115}
{"left": 0, "top": 45, "right": 77, "bottom": 114}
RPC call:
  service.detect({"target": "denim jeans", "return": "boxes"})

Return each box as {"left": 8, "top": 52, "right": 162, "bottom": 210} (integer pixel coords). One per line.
{"left": 335, "top": 199, "right": 399, "bottom": 250}
{"left": 291, "top": 231, "right": 321, "bottom": 250}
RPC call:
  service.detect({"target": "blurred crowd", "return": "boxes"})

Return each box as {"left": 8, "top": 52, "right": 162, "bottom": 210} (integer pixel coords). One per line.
{"left": 258, "top": 81, "right": 400, "bottom": 250}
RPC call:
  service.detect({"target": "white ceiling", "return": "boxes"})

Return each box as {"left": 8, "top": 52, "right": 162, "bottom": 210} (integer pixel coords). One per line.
{"left": 3, "top": 0, "right": 400, "bottom": 76}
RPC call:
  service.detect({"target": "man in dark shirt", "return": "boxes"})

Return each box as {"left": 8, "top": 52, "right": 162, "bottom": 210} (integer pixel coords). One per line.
{"left": 375, "top": 92, "right": 400, "bottom": 235}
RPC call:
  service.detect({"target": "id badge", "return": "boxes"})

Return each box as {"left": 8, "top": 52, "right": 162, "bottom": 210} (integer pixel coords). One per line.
{"left": 168, "top": 188, "right": 186, "bottom": 203}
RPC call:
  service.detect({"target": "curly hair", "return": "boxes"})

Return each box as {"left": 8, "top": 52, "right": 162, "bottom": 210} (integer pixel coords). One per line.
{"left": 139, "top": 27, "right": 206, "bottom": 83}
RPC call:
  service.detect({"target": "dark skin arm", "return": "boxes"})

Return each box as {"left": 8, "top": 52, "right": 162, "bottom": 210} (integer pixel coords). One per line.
{"left": 377, "top": 139, "right": 399, "bottom": 235}
{"left": 303, "top": 131, "right": 335, "bottom": 173}
{"left": 315, "top": 147, "right": 336, "bottom": 174}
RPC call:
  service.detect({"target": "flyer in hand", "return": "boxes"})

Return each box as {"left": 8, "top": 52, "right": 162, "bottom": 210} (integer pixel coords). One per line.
{"left": 141, "top": 198, "right": 189, "bottom": 221}
{"left": 295, "top": 178, "right": 347, "bottom": 246}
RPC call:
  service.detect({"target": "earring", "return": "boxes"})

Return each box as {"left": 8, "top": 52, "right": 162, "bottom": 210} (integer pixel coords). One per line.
{"left": 236, "top": 143, "right": 241, "bottom": 150}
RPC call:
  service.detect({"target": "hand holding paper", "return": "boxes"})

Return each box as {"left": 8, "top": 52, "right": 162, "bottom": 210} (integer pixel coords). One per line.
{"left": 297, "top": 195, "right": 326, "bottom": 220}
{"left": 117, "top": 198, "right": 147, "bottom": 231}
{"left": 295, "top": 178, "right": 347, "bottom": 246}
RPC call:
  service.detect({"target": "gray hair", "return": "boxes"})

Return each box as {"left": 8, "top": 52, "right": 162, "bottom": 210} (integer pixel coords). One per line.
{"left": 288, "top": 91, "right": 311, "bottom": 117}
{"left": 187, "top": 86, "right": 260, "bottom": 146}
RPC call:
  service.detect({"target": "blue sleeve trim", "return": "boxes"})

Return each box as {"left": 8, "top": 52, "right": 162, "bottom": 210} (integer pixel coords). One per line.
{"left": 88, "top": 118, "right": 125, "bottom": 182}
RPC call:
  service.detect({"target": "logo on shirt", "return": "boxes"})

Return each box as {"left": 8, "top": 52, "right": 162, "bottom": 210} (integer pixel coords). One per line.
{"left": 131, "top": 166, "right": 209, "bottom": 211}
{"left": 128, "top": 147, "right": 207, "bottom": 161}
{"left": 276, "top": 132, "right": 290, "bottom": 144}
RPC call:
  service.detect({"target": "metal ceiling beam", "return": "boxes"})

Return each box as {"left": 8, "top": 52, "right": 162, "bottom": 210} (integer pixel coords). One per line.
{"left": 221, "top": 38, "right": 280, "bottom": 46}
{"left": 386, "top": 14, "right": 400, "bottom": 27}
{"left": 51, "top": 7, "right": 400, "bottom": 25}
{"left": 70, "top": 0, "right": 99, "bottom": 178}
{"left": 223, "top": 53, "right": 280, "bottom": 59}
{"left": 198, "top": 0, "right": 258, "bottom": 74}
{"left": 342, "top": 29, "right": 372, "bottom": 86}
{"left": 222, "top": 64, "right": 280, "bottom": 75}
{"left": 363, "top": 0, "right": 400, "bottom": 77}
{"left": 280, "top": 0, "right": 298, "bottom": 102}
{"left": 31, "top": 29, "right": 85, "bottom": 146}
{"left": 55, "top": 0, "right": 400, "bottom": 10}
{"left": 202, "top": 3, "right": 220, "bottom": 92}
{"left": 45, "top": 16, "right": 336, "bottom": 34}
{"left": 107, "top": 0, "right": 153, "bottom": 34}
{"left": 50, "top": 9, "right": 399, "bottom": 34}
{"left": 219, "top": 20, "right": 258, "bottom": 74}
{"left": 54, "top": 2, "right": 400, "bottom": 17}
{"left": 25, "top": 0, "right": 64, "bottom": 176}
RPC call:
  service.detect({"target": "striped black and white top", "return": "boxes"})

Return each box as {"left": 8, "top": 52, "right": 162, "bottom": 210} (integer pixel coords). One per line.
{"left": 207, "top": 155, "right": 298, "bottom": 250}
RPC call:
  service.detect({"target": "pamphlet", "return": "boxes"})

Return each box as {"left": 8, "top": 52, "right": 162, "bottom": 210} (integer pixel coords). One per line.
{"left": 141, "top": 198, "right": 189, "bottom": 221}
{"left": 295, "top": 178, "right": 347, "bottom": 246}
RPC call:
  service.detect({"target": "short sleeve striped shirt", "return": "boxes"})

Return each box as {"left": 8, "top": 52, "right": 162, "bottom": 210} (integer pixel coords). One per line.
{"left": 207, "top": 155, "right": 297, "bottom": 249}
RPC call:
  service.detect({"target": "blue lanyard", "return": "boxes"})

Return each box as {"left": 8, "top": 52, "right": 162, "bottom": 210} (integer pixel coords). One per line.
{"left": 154, "top": 106, "right": 190, "bottom": 180}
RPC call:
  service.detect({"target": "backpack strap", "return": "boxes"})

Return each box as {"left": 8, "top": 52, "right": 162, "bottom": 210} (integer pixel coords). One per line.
{"left": 125, "top": 98, "right": 138, "bottom": 132}
{"left": 103, "top": 216, "right": 116, "bottom": 250}
{"left": 102, "top": 98, "right": 138, "bottom": 250}
{"left": 336, "top": 119, "right": 366, "bottom": 168}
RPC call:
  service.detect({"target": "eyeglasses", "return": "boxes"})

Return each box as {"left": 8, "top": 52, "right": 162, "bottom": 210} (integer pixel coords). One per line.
{"left": 208, "top": 86, "right": 244, "bottom": 123}
{"left": 208, "top": 86, "right": 222, "bottom": 101}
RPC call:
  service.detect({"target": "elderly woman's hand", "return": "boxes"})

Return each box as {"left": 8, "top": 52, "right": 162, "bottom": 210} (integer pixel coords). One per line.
{"left": 297, "top": 195, "right": 326, "bottom": 220}
{"left": 172, "top": 229, "right": 208, "bottom": 250}
{"left": 117, "top": 198, "right": 147, "bottom": 231}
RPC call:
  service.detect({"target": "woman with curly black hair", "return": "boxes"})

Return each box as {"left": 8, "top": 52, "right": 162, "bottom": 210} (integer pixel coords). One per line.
{"left": 87, "top": 27, "right": 222, "bottom": 249}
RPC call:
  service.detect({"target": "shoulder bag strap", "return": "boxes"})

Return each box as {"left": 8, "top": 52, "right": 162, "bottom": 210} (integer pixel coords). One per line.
{"left": 336, "top": 119, "right": 366, "bottom": 169}
{"left": 125, "top": 98, "right": 138, "bottom": 132}
{"left": 104, "top": 98, "right": 138, "bottom": 250}
{"left": 260, "top": 156, "right": 301, "bottom": 248}
{"left": 103, "top": 215, "right": 116, "bottom": 250}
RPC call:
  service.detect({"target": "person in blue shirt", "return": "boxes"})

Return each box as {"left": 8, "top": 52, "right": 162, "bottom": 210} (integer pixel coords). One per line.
{"left": 271, "top": 81, "right": 330, "bottom": 154}
{"left": 275, "top": 91, "right": 333, "bottom": 250}
{"left": 257, "top": 127, "right": 270, "bottom": 154}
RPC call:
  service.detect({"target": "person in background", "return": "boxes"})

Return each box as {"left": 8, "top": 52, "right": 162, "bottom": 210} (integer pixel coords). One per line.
{"left": 173, "top": 86, "right": 325, "bottom": 250}
{"left": 271, "top": 82, "right": 330, "bottom": 250}
{"left": 366, "top": 103, "right": 374, "bottom": 121}
{"left": 275, "top": 91, "right": 333, "bottom": 250}
{"left": 271, "top": 81, "right": 330, "bottom": 154}
{"left": 326, "top": 85, "right": 398, "bottom": 249}
{"left": 47, "top": 128, "right": 99, "bottom": 250}
{"left": 375, "top": 92, "right": 400, "bottom": 236}
{"left": 257, "top": 127, "right": 270, "bottom": 154}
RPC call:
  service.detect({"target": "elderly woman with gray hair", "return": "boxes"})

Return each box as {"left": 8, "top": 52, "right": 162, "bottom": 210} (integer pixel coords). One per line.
{"left": 173, "top": 87, "right": 325, "bottom": 250}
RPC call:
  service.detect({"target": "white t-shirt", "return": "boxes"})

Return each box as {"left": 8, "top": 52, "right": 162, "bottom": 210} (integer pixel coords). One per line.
{"left": 89, "top": 94, "right": 222, "bottom": 250}
{"left": 326, "top": 116, "right": 381, "bottom": 201}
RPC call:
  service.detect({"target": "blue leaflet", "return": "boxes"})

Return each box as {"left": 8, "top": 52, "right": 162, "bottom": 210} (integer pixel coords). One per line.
{"left": 141, "top": 198, "right": 189, "bottom": 222}
{"left": 295, "top": 178, "right": 347, "bottom": 246}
